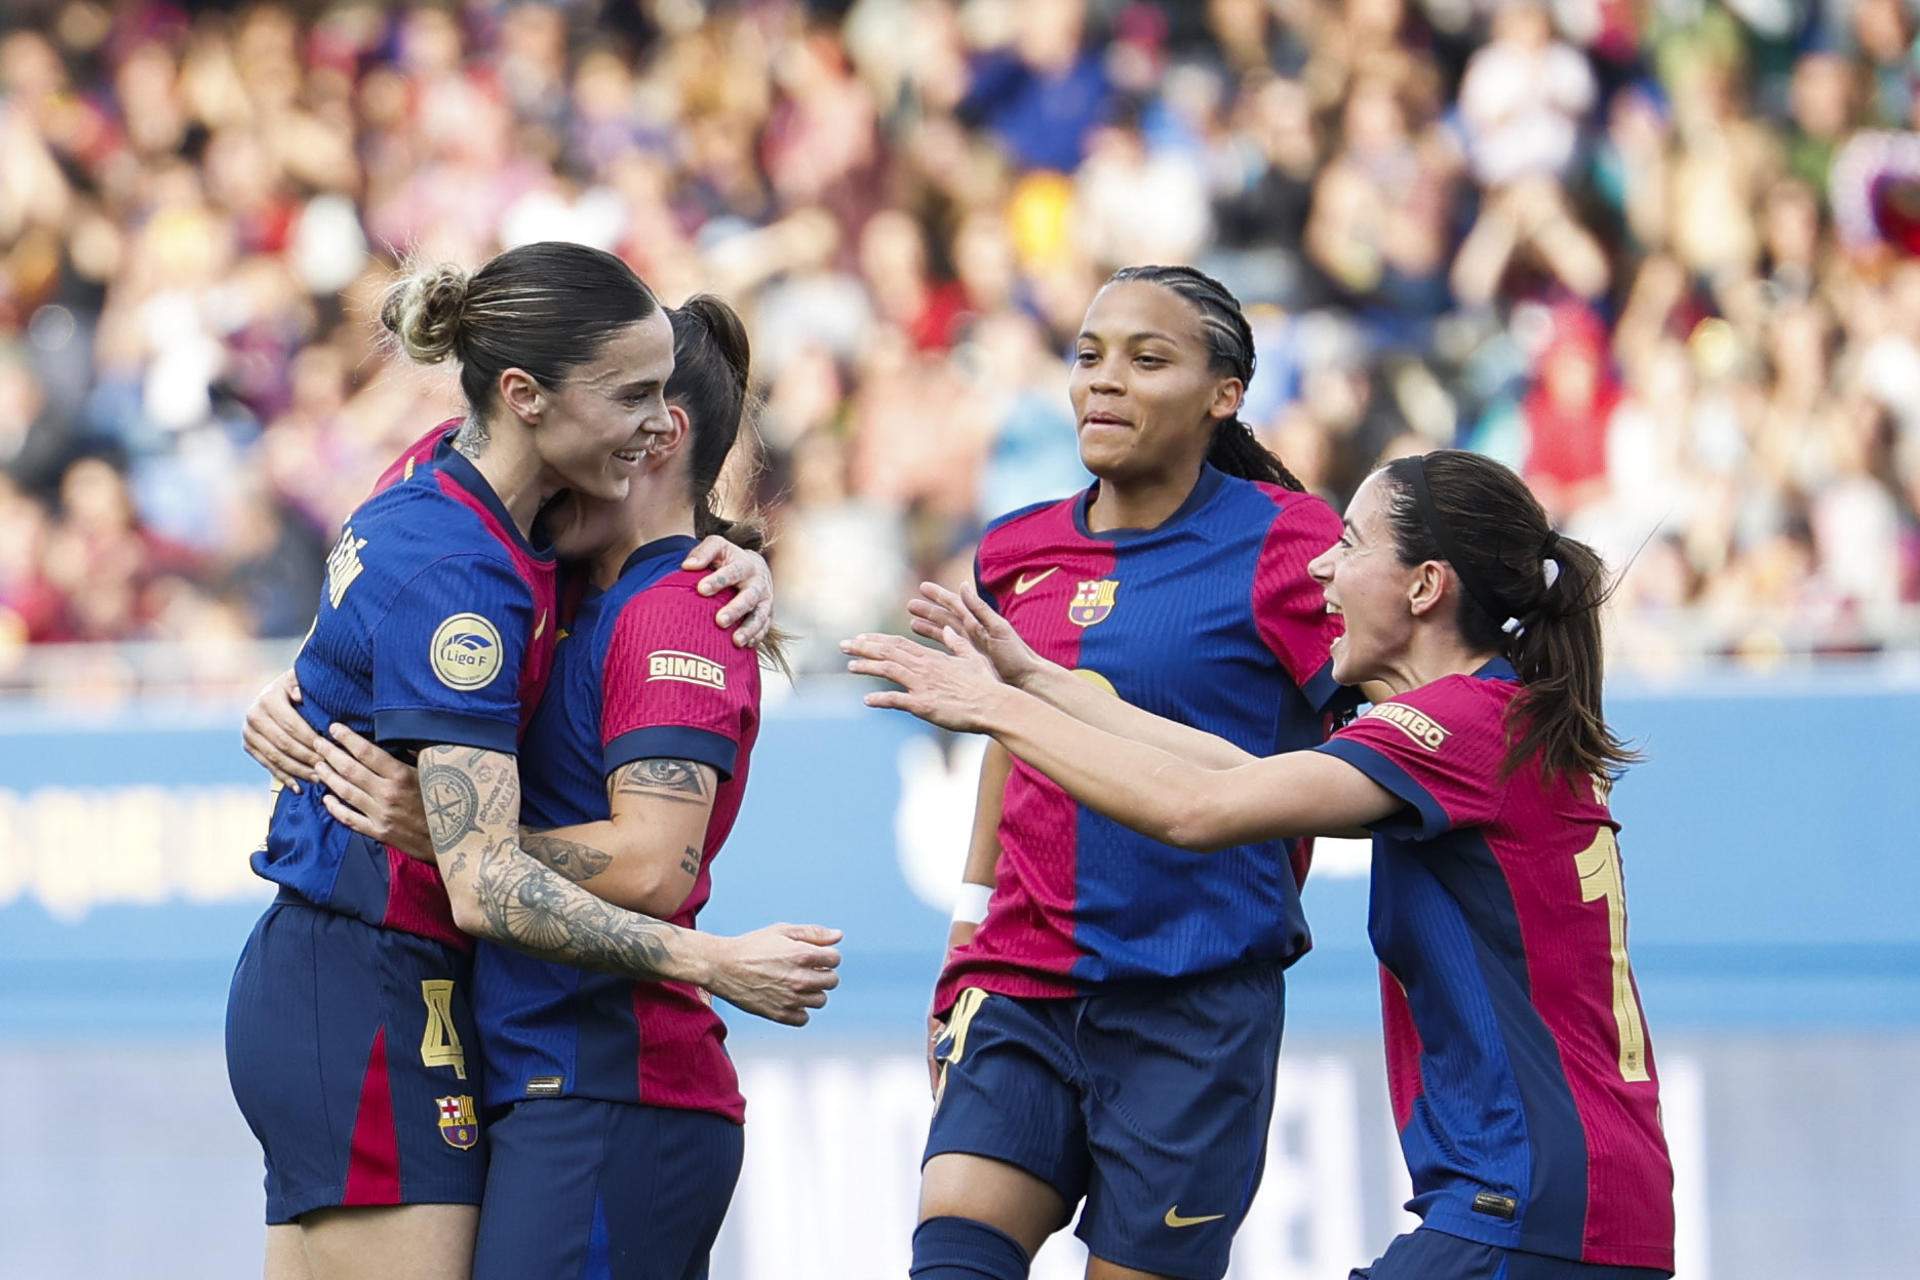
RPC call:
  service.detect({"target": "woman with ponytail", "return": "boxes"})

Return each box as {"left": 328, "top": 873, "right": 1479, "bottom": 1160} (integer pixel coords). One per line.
{"left": 875, "top": 265, "right": 1351, "bottom": 1280}
{"left": 260, "top": 295, "right": 809, "bottom": 1279}
{"left": 848, "top": 449, "right": 1675, "bottom": 1280}
{"left": 227, "top": 247, "right": 839, "bottom": 1280}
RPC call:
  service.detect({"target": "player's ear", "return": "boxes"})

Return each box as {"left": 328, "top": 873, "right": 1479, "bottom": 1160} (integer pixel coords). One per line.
{"left": 497, "top": 367, "right": 545, "bottom": 427}
{"left": 1207, "top": 376, "right": 1244, "bottom": 425}
{"left": 648, "top": 403, "right": 692, "bottom": 467}
{"left": 1408, "top": 560, "right": 1447, "bottom": 618}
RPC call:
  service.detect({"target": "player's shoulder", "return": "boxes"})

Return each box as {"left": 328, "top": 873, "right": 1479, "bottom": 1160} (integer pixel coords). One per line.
{"left": 978, "top": 493, "right": 1078, "bottom": 558}
{"left": 349, "top": 488, "right": 526, "bottom": 596}
{"left": 1361, "top": 669, "right": 1515, "bottom": 746}
{"left": 606, "top": 570, "right": 756, "bottom": 664}
{"left": 368, "top": 420, "right": 461, "bottom": 497}
{"left": 1233, "top": 478, "right": 1342, "bottom": 545}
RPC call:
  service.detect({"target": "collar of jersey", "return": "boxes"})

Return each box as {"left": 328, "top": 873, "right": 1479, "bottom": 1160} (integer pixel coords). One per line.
{"left": 433, "top": 438, "right": 556, "bottom": 561}
{"left": 1071, "top": 462, "right": 1226, "bottom": 543}
{"left": 1473, "top": 656, "right": 1519, "bottom": 683}
{"left": 617, "top": 533, "right": 700, "bottom": 581}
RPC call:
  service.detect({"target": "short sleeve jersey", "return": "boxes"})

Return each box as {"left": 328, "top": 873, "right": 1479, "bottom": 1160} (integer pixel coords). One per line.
{"left": 473, "top": 535, "right": 761, "bottom": 1123}
{"left": 936, "top": 465, "right": 1351, "bottom": 1013}
{"left": 251, "top": 429, "right": 559, "bottom": 946}
{"left": 1316, "top": 659, "right": 1674, "bottom": 1271}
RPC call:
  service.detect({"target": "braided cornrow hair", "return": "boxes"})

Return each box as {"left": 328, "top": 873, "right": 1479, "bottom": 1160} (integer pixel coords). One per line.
{"left": 1105, "top": 264, "right": 1306, "bottom": 492}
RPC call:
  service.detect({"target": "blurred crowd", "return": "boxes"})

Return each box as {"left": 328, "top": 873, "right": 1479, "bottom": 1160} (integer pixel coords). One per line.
{"left": 3, "top": 0, "right": 1919, "bottom": 680}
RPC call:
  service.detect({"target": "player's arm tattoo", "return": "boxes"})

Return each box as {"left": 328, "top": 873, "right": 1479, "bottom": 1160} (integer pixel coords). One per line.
{"left": 680, "top": 845, "right": 701, "bottom": 877}
{"left": 609, "top": 758, "right": 711, "bottom": 805}
{"left": 470, "top": 840, "right": 676, "bottom": 975}
{"left": 473, "top": 758, "right": 519, "bottom": 827}
{"left": 416, "top": 745, "right": 691, "bottom": 983}
{"left": 523, "top": 831, "right": 614, "bottom": 883}
{"left": 419, "top": 762, "right": 480, "bottom": 848}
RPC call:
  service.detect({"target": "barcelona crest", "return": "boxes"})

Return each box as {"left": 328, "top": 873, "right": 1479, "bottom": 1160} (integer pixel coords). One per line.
{"left": 1068, "top": 579, "right": 1119, "bottom": 628}
{"left": 436, "top": 1095, "right": 479, "bottom": 1150}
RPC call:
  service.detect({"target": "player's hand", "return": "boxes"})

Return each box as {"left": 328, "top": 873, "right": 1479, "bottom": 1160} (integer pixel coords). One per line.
{"left": 907, "top": 580, "right": 1050, "bottom": 690}
{"left": 705, "top": 923, "right": 843, "bottom": 1026}
{"left": 842, "top": 627, "right": 1005, "bottom": 733}
{"left": 242, "top": 669, "right": 323, "bottom": 793}
{"left": 313, "top": 723, "right": 433, "bottom": 862}
{"left": 684, "top": 537, "right": 774, "bottom": 648}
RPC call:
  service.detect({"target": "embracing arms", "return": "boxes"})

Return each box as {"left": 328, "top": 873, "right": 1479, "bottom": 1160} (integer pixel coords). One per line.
{"left": 517, "top": 758, "right": 721, "bottom": 918}
{"left": 415, "top": 745, "right": 837, "bottom": 1023}
{"left": 246, "top": 707, "right": 837, "bottom": 1023}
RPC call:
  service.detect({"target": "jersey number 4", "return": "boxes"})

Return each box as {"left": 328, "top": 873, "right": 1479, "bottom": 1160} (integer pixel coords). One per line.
{"left": 419, "top": 979, "right": 468, "bottom": 1080}
{"left": 1574, "top": 830, "right": 1650, "bottom": 1083}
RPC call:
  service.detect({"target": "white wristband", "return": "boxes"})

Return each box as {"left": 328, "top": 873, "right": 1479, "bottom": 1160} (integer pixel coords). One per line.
{"left": 950, "top": 882, "right": 992, "bottom": 926}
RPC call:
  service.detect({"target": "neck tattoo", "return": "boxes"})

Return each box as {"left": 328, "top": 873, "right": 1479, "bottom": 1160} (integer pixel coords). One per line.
{"left": 452, "top": 416, "right": 489, "bottom": 460}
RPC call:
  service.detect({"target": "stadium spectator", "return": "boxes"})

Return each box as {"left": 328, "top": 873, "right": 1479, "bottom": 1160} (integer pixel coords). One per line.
{"left": 0, "top": 0, "right": 1916, "bottom": 680}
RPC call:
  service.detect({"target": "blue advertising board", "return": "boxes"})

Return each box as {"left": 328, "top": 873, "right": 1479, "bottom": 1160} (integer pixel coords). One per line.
{"left": 2, "top": 675, "right": 1917, "bottom": 1038}
{"left": 1, "top": 674, "right": 1917, "bottom": 1278}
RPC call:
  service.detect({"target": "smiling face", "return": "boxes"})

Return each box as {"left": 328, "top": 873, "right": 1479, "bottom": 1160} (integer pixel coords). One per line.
{"left": 540, "top": 400, "right": 693, "bottom": 565}
{"left": 524, "top": 308, "right": 675, "bottom": 502}
{"left": 1308, "top": 470, "right": 1422, "bottom": 686}
{"left": 1067, "top": 280, "right": 1242, "bottom": 485}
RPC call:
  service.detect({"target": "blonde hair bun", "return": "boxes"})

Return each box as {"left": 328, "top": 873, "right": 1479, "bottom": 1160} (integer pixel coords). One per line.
{"left": 379, "top": 261, "right": 470, "bottom": 365}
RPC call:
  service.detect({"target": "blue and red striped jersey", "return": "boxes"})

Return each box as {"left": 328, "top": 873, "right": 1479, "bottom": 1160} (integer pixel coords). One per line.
{"left": 1316, "top": 659, "right": 1674, "bottom": 1271}
{"left": 473, "top": 534, "right": 760, "bottom": 1123}
{"left": 936, "top": 465, "right": 1349, "bottom": 1012}
{"left": 251, "top": 427, "right": 558, "bottom": 946}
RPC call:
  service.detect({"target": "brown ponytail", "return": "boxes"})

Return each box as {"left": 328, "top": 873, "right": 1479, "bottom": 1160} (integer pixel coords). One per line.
{"left": 1379, "top": 450, "right": 1638, "bottom": 783}
{"left": 668, "top": 295, "right": 791, "bottom": 676}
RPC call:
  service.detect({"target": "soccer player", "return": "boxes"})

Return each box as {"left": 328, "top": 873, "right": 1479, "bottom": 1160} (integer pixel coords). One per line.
{"left": 846, "top": 448, "right": 1675, "bottom": 1280}
{"left": 245, "top": 296, "right": 802, "bottom": 1279}
{"left": 226, "top": 243, "right": 840, "bottom": 1280}
{"left": 464, "top": 295, "right": 780, "bottom": 1279}
{"left": 873, "top": 265, "right": 1351, "bottom": 1280}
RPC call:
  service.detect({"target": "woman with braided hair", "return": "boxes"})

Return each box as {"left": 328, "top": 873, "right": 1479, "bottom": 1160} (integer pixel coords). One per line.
{"left": 893, "top": 265, "right": 1353, "bottom": 1280}
{"left": 850, "top": 448, "right": 1674, "bottom": 1280}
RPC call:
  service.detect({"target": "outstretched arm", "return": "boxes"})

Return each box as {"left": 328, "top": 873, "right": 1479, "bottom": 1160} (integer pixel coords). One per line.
{"left": 845, "top": 630, "right": 1401, "bottom": 850}
{"left": 908, "top": 581, "right": 1258, "bottom": 769}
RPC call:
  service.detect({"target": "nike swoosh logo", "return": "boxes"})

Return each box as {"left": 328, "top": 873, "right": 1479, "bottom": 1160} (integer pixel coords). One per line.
{"left": 1013, "top": 568, "right": 1059, "bottom": 595}
{"left": 533, "top": 610, "right": 548, "bottom": 641}
{"left": 1163, "top": 1207, "right": 1226, "bottom": 1229}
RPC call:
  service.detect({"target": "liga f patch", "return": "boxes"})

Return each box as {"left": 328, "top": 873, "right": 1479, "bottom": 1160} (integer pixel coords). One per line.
{"left": 1364, "top": 701, "right": 1450, "bottom": 751}
{"left": 430, "top": 613, "right": 504, "bottom": 690}
{"left": 647, "top": 650, "right": 726, "bottom": 690}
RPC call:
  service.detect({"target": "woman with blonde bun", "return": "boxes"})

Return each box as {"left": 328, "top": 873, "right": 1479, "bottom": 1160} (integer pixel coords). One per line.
{"left": 226, "top": 242, "right": 842, "bottom": 1280}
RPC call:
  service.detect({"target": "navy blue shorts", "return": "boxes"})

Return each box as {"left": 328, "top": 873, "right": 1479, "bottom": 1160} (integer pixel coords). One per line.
{"left": 225, "top": 895, "right": 486, "bottom": 1223}
{"left": 926, "top": 964, "right": 1286, "bottom": 1280}
{"left": 1351, "top": 1229, "right": 1673, "bottom": 1280}
{"left": 472, "top": 1097, "right": 744, "bottom": 1280}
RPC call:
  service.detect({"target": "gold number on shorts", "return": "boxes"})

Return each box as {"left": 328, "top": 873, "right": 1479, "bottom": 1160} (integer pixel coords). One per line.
{"left": 419, "top": 979, "right": 467, "bottom": 1079}
{"left": 933, "top": 988, "right": 990, "bottom": 1108}
{"left": 1573, "top": 829, "right": 1649, "bottom": 1083}
{"left": 942, "top": 987, "right": 990, "bottom": 1068}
